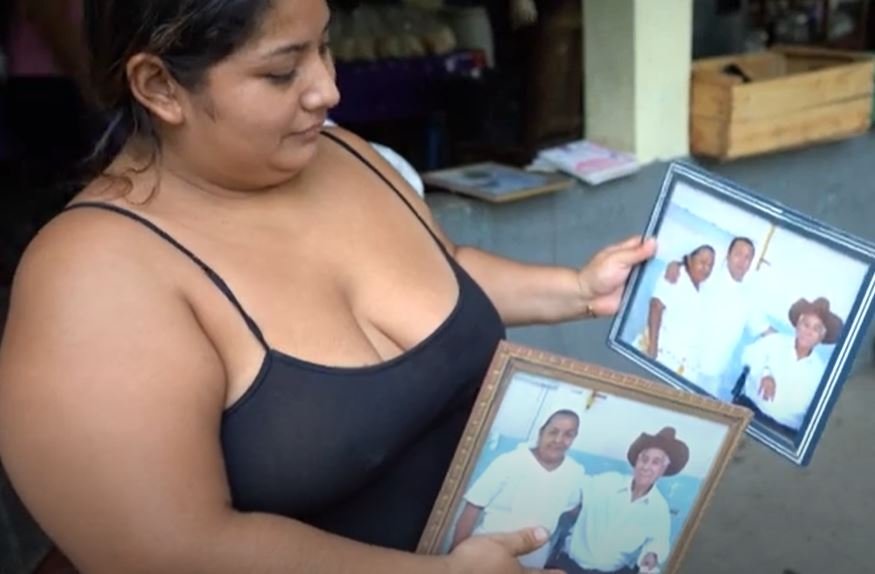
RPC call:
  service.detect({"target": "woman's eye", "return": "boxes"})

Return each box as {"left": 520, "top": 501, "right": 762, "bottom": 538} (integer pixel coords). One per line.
{"left": 265, "top": 70, "right": 297, "bottom": 84}
{"left": 319, "top": 40, "right": 332, "bottom": 56}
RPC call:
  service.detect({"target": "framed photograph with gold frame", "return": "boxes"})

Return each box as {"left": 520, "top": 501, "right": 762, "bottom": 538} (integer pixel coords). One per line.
{"left": 417, "top": 341, "right": 750, "bottom": 574}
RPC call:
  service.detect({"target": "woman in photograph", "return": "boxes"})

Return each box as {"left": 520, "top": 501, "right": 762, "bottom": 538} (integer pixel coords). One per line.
{"left": 734, "top": 297, "right": 843, "bottom": 435}
{"left": 0, "top": 1, "right": 655, "bottom": 572}
{"left": 451, "top": 409, "right": 587, "bottom": 568}
{"left": 645, "top": 244, "right": 715, "bottom": 377}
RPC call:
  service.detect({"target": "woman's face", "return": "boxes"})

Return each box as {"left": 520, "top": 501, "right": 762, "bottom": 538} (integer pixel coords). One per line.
{"left": 688, "top": 249, "right": 715, "bottom": 286}
{"left": 171, "top": 0, "right": 340, "bottom": 189}
{"left": 535, "top": 415, "right": 578, "bottom": 465}
{"left": 796, "top": 312, "right": 827, "bottom": 350}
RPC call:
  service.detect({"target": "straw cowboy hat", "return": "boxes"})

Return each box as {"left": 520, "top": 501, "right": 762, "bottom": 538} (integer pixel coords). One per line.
{"left": 627, "top": 427, "right": 689, "bottom": 477}
{"left": 788, "top": 297, "right": 844, "bottom": 344}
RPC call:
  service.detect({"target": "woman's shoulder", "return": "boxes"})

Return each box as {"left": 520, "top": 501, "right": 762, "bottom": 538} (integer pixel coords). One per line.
{"left": 2, "top": 194, "right": 222, "bottom": 402}
{"left": 21, "top": 198, "right": 158, "bottom": 276}
{"left": 560, "top": 454, "right": 587, "bottom": 475}
{"left": 9, "top": 192, "right": 183, "bottom": 329}
{"left": 316, "top": 125, "right": 449, "bottom": 248}
{"left": 318, "top": 126, "right": 428, "bottom": 207}
{"left": 317, "top": 125, "right": 385, "bottom": 172}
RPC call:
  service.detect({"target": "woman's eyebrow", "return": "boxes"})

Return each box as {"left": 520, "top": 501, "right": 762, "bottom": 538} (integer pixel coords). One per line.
{"left": 265, "top": 41, "right": 308, "bottom": 57}
{"left": 262, "top": 21, "right": 331, "bottom": 58}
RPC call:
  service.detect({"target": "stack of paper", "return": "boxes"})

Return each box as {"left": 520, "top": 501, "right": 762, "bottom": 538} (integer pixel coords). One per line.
{"left": 531, "top": 140, "right": 640, "bottom": 186}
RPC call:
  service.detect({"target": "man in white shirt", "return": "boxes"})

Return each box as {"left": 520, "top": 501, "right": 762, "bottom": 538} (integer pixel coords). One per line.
{"left": 547, "top": 427, "right": 688, "bottom": 574}
{"left": 734, "top": 297, "right": 842, "bottom": 435}
{"left": 665, "top": 237, "right": 773, "bottom": 400}
{"left": 451, "top": 409, "right": 587, "bottom": 568}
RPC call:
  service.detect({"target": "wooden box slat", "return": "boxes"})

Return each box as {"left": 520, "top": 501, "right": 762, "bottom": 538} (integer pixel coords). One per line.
{"left": 690, "top": 46, "right": 874, "bottom": 160}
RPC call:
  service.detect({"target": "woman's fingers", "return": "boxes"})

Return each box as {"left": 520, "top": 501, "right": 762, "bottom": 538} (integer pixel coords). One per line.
{"left": 603, "top": 235, "right": 652, "bottom": 254}
{"left": 604, "top": 237, "right": 656, "bottom": 266}
{"left": 482, "top": 527, "right": 550, "bottom": 557}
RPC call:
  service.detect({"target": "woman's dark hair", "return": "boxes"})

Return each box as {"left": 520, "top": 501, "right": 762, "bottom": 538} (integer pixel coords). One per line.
{"left": 682, "top": 244, "right": 715, "bottom": 273}
{"left": 539, "top": 409, "right": 580, "bottom": 433}
{"left": 83, "top": 0, "right": 273, "bottom": 171}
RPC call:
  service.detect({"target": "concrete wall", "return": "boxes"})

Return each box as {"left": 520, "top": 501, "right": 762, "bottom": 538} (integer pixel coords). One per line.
{"left": 584, "top": 0, "right": 693, "bottom": 163}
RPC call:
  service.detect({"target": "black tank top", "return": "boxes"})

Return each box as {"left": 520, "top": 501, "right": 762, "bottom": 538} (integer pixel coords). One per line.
{"left": 64, "top": 132, "right": 506, "bottom": 551}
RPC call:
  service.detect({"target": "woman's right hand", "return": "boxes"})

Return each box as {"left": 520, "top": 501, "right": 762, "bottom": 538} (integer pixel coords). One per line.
{"left": 445, "top": 527, "right": 565, "bottom": 574}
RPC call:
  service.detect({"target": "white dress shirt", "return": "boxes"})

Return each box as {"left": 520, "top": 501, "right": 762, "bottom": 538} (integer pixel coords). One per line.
{"left": 651, "top": 267, "right": 707, "bottom": 378}
{"left": 694, "top": 265, "right": 769, "bottom": 396}
{"left": 566, "top": 472, "right": 671, "bottom": 572}
{"left": 741, "top": 333, "right": 826, "bottom": 430}
{"left": 465, "top": 445, "right": 586, "bottom": 567}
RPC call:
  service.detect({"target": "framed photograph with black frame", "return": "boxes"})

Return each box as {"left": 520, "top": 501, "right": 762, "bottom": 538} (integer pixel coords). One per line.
{"left": 417, "top": 341, "right": 751, "bottom": 574}
{"left": 608, "top": 161, "right": 875, "bottom": 466}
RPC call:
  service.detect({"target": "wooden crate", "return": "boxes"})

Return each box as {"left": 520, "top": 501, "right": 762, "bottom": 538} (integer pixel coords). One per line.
{"left": 690, "top": 45, "right": 874, "bottom": 160}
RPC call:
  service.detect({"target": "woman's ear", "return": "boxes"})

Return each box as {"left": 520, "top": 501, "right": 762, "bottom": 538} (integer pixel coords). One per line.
{"left": 126, "top": 53, "right": 185, "bottom": 126}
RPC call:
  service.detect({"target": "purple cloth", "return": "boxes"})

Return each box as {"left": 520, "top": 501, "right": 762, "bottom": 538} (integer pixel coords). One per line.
{"left": 331, "top": 51, "right": 486, "bottom": 124}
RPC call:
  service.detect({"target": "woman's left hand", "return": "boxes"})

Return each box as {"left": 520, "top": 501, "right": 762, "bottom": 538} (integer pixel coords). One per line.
{"left": 578, "top": 236, "right": 657, "bottom": 317}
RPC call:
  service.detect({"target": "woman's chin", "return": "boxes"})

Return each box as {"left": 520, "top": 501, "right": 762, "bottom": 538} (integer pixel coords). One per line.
{"left": 266, "top": 153, "right": 317, "bottom": 180}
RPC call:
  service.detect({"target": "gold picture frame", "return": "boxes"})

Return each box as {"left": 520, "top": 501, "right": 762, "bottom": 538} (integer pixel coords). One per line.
{"left": 417, "top": 341, "right": 751, "bottom": 574}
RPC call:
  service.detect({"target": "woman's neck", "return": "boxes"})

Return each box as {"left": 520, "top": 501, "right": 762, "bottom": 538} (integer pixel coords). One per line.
{"left": 101, "top": 139, "right": 306, "bottom": 208}
{"left": 530, "top": 448, "right": 563, "bottom": 471}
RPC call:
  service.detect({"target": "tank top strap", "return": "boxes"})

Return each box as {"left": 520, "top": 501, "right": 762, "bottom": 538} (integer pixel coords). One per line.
{"left": 319, "top": 130, "right": 450, "bottom": 256}
{"left": 63, "top": 202, "right": 270, "bottom": 351}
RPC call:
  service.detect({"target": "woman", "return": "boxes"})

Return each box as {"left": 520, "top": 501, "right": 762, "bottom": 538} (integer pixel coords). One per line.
{"left": 0, "top": 1, "right": 654, "bottom": 573}
{"left": 735, "top": 297, "right": 842, "bottom": 435}
{"left": 451, "top": 410, "right": 587, "bottom": 568}
{"left": 646, "top": 244, "right": 715, "bottom": 377}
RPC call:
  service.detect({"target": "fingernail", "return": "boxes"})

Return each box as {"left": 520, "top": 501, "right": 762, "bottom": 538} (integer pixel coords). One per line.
{"left": 534, "top": 526, "right": 549, "bottom": 542}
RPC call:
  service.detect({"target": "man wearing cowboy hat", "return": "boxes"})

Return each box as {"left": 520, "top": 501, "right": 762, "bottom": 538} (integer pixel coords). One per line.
{"left": 547, "top": 427, "right": 688, "bottom": 574}
{"left": 734, "top": 296, "right": 843, "bottom": 434}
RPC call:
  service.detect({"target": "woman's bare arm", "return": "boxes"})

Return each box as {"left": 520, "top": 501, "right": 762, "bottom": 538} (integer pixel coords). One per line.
{"left": 647, "top": 298, "right": 665, "bottom": 358}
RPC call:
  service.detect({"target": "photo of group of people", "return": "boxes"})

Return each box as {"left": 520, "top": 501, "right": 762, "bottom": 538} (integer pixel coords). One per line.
{"left": 435, "top": 368, "right": 735, "bottom": 574}
{"left": 610, "top": 163, "right": 875, "bottom": 465}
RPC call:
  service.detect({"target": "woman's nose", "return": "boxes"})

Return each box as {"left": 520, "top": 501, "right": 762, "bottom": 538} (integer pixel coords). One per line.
{"left": 302, "top": 61, "right": 340, "bottom": 111}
